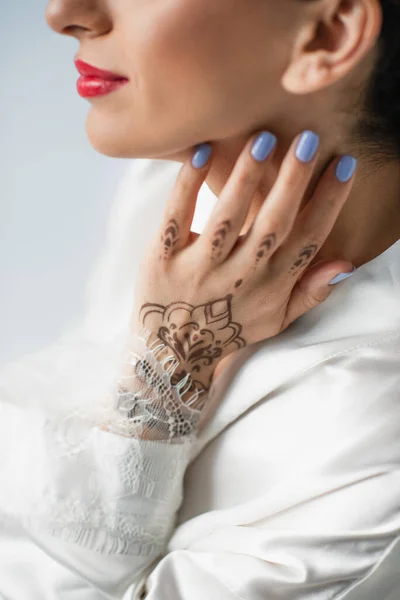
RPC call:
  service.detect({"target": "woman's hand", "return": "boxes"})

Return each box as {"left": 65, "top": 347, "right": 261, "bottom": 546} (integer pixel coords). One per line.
{"left": 129, "top": 130, "right": 357, "bottom": 404}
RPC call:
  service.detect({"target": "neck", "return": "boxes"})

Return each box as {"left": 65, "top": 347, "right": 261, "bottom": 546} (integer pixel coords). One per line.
{"left": 204, "top": 127, "right": 400, "bottom": 270}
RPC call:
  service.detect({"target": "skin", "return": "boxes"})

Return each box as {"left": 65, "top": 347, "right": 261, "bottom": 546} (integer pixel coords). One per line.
{"left": 46, "top": 0, "right": 400, "bottom": 423}
{"left": 45, "top": 0, "right": 400, "bottom": 270}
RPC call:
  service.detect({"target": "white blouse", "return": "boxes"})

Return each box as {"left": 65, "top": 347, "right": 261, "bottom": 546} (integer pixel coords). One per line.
{"left": 0, "top": 159, "right": 399, "bottom": 600}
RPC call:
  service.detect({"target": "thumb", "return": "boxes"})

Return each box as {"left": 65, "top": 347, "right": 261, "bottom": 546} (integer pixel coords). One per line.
{"left": 282, "top": 260, "right": 357, "bottom": 329}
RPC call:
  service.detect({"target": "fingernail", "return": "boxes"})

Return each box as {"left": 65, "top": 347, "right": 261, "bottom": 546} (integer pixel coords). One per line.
{"left": 329, "top": 265, "right": 357, "bottom": 285}
{"left": 251, "top": 131, "right": 277, "bottom": 162}
{"left": 336, "top": 155, "right": 358, "bottom": 183}
{"left": 192, "top": 143, "right": 213, "bottom": 169}
{"left": 295, "top": 130, "right": 320, "bottom": 163}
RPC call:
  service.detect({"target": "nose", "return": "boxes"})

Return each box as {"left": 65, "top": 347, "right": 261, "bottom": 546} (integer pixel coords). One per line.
{"left": 45, "top": 0, "right": 111, "bottom": 39}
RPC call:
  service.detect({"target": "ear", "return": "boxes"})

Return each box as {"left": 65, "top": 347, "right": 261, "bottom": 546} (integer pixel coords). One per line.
{"left": 281, "top": 0, "right": 383, "bottom": 94}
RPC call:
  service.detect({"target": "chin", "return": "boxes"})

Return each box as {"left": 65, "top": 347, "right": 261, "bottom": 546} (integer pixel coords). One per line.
{"left": 85, "top": 112, "right": 193, "bottom": 163}
{"left": 85, "top": 118, "right": 145, "bottom": 158}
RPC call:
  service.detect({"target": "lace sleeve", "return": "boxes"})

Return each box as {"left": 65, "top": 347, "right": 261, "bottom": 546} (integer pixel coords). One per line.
{"left": 0, "top": 325, "right": 209, "bottom": 558}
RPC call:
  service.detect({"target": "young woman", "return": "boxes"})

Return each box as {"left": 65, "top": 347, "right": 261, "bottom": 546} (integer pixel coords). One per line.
{"left": 0, "top": 0, "right": 399, "bottom": 598}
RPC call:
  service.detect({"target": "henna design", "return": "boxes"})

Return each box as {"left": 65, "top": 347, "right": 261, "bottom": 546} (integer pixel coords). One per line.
{"left": 211, "top": 220, "right": 232, "bottom": 261}
{"left": 234, "top": 279, "right": 243, "bottom": 289}
{"left": 254, "top": 233, "right": 277, "bottom": 268}
{"left": 159, "top": 218, "right": 180, "bottom": 261}
{"left": 138, "top": 294, "right": 246, "bottom": 393}
{"left": 289, "top": 244, "right": 318, "bottom": 276}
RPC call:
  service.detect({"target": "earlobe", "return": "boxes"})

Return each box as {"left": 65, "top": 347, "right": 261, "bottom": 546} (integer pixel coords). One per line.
{"left": 281, "top": 53, "right": 331, "bottom": 95}
{"left": 281, "top": 0, "right": 383, "bottom": 96}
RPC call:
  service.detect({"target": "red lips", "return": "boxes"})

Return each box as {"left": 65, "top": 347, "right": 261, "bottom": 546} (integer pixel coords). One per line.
{"left": 74, "top": 58, "right": 128, "bottom": 81}
{"left": 74, "top": 58, "right": 129, "bottom": 98}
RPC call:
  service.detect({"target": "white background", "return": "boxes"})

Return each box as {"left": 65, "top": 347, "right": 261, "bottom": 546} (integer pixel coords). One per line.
{"left": 0, "top": 1, "right": 131, "bottom": 365}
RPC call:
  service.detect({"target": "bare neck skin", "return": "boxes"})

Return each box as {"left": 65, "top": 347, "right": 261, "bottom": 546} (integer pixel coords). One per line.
{"left": 203, "top": 122, "right": 400, "bottom": 271}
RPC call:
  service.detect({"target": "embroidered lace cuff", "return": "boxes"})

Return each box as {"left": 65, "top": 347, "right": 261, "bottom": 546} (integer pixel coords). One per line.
{"left": 99, "top": 324, "right": 207, "bottom": 442}
{"left": 0, "top": 325, "right": 209, "bottom": 555}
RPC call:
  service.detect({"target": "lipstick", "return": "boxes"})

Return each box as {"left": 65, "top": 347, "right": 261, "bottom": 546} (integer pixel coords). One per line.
{"left": 74, "top": 58, "right": 129, "bottom": 98}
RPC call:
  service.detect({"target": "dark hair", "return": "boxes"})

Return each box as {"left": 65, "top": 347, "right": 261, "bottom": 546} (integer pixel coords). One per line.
{"left": 301, "top": 0, "right": 400, "bottom": 160}
{"left": 358, "top": 0, "right": 400, "bottom": 159}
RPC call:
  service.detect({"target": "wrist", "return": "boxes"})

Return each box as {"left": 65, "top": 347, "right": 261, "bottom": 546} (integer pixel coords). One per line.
{"left": 124, "top": 328, "right": 216, "bottom": 407}
{"left": 108, "top": 326, "right": 217, "bottom": 440}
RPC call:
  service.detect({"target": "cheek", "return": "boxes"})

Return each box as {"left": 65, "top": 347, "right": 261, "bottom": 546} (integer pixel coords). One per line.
{"left": 87, "top": 0, "right": 287, "bottom": 159}
{"left": 133, "top": 6, "right": 271, "bottom": 140}
{"left": 134, "top": 6, "right": 224, "bottom": 94}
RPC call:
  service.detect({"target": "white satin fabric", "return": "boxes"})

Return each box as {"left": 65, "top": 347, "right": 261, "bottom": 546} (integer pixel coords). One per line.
{"left": 0, "top": 158, "right": 399, "bottom": 599}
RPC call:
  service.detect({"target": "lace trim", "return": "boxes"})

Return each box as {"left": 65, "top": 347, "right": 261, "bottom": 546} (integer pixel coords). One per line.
{"left": 100, "top": 324, "right": 206, "bottom": 441}
{"left": 0, "top": 325, "right": 205, "bottom": 555}
{"left": 0, "top": 402, "right": 194, "bottom": 555}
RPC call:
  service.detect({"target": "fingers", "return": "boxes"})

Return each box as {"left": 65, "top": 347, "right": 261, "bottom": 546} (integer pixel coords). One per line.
{"left": 282, "top": 259, "right": 356, "bottom": 330}
{"left": 193, "top": 130, "right": 278, "bottom": 266}
{"left": 157, "top": 143, "right": 213, "bottom": 260}
{"left": 232, "top": 130, "right": 321, "bottom": 272}
{"left": 270, "top": 154, "right": 358, "bottom": 280}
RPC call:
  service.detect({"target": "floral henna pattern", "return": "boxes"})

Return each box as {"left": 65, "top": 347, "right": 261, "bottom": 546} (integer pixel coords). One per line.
{"left": 159, "top": 218, "right": 180, "bottom": 260}
{"left": 254, "top": 233, "right": 277, "bottom": 268}
{"left": 289, "top": 244, "right": 318, "bottom": 276}
{"left": 211, "top": 220, "right": 232, "bottom": 261}
{"left": 138, "top": 293, "right": 246, "bottom": 392}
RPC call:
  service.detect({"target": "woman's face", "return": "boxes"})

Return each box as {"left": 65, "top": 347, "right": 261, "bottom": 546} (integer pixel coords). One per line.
{"left": 46, "top": 0, "right": 301, "bottom": 160}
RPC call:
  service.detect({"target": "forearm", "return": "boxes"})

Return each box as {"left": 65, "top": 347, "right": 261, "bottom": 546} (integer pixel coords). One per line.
{"left": 0, "top": 328, "right": 201, "bottom": 595}
{"left": 0, "top": 323, "right": 219, "bottom": 600}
